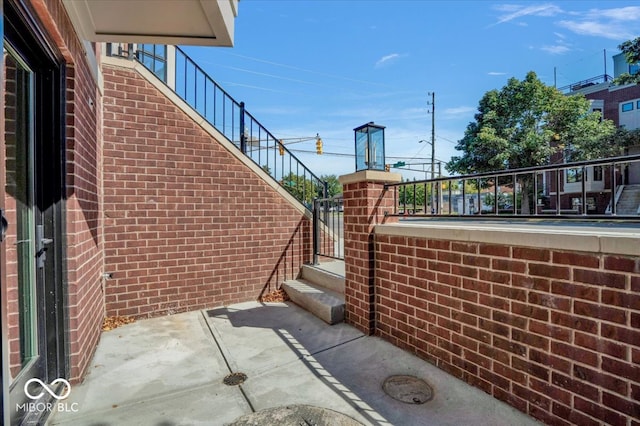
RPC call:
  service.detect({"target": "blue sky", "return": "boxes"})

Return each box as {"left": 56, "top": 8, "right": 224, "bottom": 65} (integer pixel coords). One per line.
{"left": 182, "top": 1, "right": 640, "bottom": 180}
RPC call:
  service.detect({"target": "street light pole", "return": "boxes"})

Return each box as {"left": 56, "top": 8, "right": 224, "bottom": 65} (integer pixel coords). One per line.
{"left": 427, "top": 92, "right": 436, "bottom": 213}
{"left": 429, "top": 92, "right": 435, "bottom": 179}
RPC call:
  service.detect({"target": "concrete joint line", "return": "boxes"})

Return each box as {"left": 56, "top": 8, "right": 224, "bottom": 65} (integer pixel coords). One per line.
{"left": 200, "top": 311, "right": 256, "bottom": 413}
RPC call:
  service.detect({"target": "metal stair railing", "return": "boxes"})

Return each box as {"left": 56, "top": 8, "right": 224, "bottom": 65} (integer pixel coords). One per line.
{"left": 106, "top": 43, "right": 328, "bottom": 209}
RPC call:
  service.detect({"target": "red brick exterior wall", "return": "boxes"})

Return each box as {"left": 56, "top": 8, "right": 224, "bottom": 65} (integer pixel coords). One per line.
{"left": 101, "top": 64, "right": 312, "bottom": 318}
{"left": 63, "top": 53, "right": 105, "bottom": 384}
{"left": 375, "top": 232, "right": 639, "bottom": 425}
{"left": 5, "top": 52, "right": 23, "bottom": 377}
{"left": 584, "top": 84, "right": 640, "bottom": 127}
{"left": 341, "top": 175, "right": 397, "bottom": 334}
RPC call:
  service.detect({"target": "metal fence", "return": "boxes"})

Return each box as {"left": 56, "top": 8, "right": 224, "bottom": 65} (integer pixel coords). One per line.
{"left": 106, "top": 43, "right": 327, "bottom": 210}
{"left": 313, "top": 195, "right": 344, "bottom": 263}
{"left": 386, "top": 154, "right": 640, "bottom": 219}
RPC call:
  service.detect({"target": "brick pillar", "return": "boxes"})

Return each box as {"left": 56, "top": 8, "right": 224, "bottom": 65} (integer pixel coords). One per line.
{"left": 339, "top": 170, "right": 401, "bottom": 335}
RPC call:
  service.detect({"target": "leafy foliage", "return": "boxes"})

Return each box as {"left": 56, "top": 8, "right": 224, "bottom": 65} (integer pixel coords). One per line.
{"left": 447, "top": 71, "right": 617, "bottom": 214}
{"left": 281, "top": 172, "right": 320, "bottom": 204}
{"left": 320, "top": 174, "right": 342, "bottom": 197}
{"left": 607, "top": 127, "right": 640, "bottom": 148}
{"left": 447, "top": 71, "right": 616, "bottom": 175}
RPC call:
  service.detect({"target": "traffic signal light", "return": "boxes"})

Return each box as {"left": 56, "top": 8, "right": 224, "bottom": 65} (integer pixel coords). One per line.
{"left": 278, "top": 141, "right": 284, "bottom": 156}
{"left": 385, "top": 164, "right": 390, "bottom": 172}
{"left": 315, "top": 137, "right": 323, "bottom": 155}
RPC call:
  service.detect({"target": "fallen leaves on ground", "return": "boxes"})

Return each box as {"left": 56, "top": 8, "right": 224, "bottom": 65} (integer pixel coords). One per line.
{"left": 259, "top": 288, "right": 290, "bottom": 303}
{"left": 102, "top": 316, "right": 136, "bottom": 331}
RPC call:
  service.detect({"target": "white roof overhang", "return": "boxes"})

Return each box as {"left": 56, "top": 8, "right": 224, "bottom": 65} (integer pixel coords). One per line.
{"left": 62, "top": 0, "right": 238, "bottom": 46}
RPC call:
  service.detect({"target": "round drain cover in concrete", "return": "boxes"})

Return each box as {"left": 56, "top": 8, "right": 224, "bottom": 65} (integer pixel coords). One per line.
{"left": 223, "top": 372, "right": 247, "bottom": 386}
{"left": 383, "top": 375, "right": 433, "bottom": 404}
{"left": 229, "top": 404, "right": 364, "bottom": 426}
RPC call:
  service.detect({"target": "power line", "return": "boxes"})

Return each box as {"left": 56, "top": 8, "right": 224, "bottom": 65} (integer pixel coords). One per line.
{"left": 287, "top": 148, "right": 430, "bottom": 160}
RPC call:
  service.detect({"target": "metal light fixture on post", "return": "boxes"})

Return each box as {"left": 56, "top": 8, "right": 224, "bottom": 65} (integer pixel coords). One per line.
{"left": 354, "top": 122, "right": 385, "bottom": 172}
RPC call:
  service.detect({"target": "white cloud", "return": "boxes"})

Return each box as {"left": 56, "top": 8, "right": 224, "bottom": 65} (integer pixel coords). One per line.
{"left": 557, "top": 6, "right": 640, "bottom": 40}
{"left": 488, "top": 71, "right": 507, "bottom": 76}
{"left": 557, "top": 20, "right": 635, "bottom": 40}
{"left": 587, "top": 6, "right": 640, "bottom": 22}
{"left": 375, "top": 53, "right": 406, "bottom": 68}
{"left": 442, "top": 106, "right": 476, "bottom": 116}
{"left": 491, "top": 3, "right": 563, "bottom": 26}
{"left": 541, "top": 44, "right": 571, "bottom": 54}
{"left": 492, "top": 4, "right": 640, "bottom": 41}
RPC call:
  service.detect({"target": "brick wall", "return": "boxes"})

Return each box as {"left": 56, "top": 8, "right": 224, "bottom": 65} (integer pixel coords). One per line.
{"left": 4, "top": 52, "right": 22, "bottom": 377}
{"left": 584, "top": 84, "right": 640, "bottom": 127}
{"left": 340, "top": 172, "right": 399, "bottom": 334}
{"left": 374, "top": 225, "right": 639, "bottom": 425}
{"left": 63, "top": 60, "right": 105, "bottom": 383}
{"left": 101, "top": 63, "right": 312, "bottom": 318}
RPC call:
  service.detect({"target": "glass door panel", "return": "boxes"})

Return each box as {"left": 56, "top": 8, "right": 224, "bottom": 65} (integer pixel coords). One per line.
{"left": 4, "top": 41, "right": 43, "bottom": 424}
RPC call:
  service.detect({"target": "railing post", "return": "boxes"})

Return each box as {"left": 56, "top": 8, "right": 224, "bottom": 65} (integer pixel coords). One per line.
{"left": 611, "top": 163, "right": 617, "bottom": 215}
{"left": 534, "top": 173, "right": 539, "bottom": 216}
{"left": 556, "top": 170, "right": 561, "bottom": 216}
{"left": 166, "top": 45, "right": 176, "bottom": 90}
{"left": 494, "top": 178, "right": 498, "bottom": 214}
{"left": 322, "top": 182, "right": 329, "bottom": 227}
{"left": 239, "top": 101, "right": 246, "bottom": 154}
{"left": 312, "top": 199, "right": 320, "bottom": 265}
{"left": 581, "top": 165, "right": 587, "bottom": 216}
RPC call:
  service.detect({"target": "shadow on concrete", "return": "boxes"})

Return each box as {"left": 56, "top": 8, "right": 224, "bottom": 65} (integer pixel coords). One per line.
{"left": 206, "top": 302, "right": 541, "bottom": 426}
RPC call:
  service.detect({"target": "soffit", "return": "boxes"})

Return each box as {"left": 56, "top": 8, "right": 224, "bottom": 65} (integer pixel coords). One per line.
{"left": 62, "top": 0, "right": 238, "bottom": 46}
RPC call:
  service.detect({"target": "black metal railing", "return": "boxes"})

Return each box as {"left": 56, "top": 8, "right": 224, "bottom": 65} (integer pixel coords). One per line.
{"left": 386, "top": 154, "right": 640, "bottom": 219}
{"left": 557, "top": 74, "right": 612, "bottom": 94}
{"left": 313, "top": 195, "right": 344, "bottom": 263}
{"left": 106, "top": 43, "right": 327, "bottom": 210}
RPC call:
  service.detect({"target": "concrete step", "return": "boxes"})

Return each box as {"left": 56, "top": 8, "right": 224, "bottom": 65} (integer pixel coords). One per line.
{"left": 300, "top": 263, "right": 345, "bottom": 295}
{"left": 282, "top": 279, "right": 344, "bottom": 325}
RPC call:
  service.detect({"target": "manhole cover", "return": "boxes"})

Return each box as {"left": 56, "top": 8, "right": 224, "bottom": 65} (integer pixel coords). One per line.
{"left": 229, "top": 405, "right": 364, "bottom": 426}
{"left": 223, "top": 372, "right": 248, "bottom": 386}
{"left": 383, "top": 375, "right": 433, "bottom": 404}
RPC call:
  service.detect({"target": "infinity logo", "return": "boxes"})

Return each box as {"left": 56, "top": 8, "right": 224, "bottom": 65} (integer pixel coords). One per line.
{"left": 24, "top": 378, "right": 71, "bottom": 400}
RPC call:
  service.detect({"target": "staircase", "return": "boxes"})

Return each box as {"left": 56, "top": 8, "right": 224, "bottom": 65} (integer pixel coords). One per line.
{"left": 283, "top": 262, "right": 345, "bottom": 325}
{"left": 616, "top": 184, "right": 640, "bottom": 215}
{"left": 105, "top": 43, "right": 327, "bottom": 211}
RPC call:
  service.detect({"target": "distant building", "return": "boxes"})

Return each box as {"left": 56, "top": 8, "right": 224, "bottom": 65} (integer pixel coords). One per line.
{"left": 563, "top": 52, "right": 640, "bottom": 164}
{"left": 545, "top": 53, "right": 640, "bottom": 215}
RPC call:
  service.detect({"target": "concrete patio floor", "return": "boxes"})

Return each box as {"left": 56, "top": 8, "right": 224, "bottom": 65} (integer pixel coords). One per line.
{"left": 48, "top": 301, "right": 541, "bottom": 426}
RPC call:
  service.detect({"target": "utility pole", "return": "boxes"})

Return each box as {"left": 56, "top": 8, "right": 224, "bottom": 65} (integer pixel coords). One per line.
{"left": 427, "top": 92, "right": 436, "bottom": 213}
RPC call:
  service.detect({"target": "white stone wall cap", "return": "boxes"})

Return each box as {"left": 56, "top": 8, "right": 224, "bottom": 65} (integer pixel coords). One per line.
{"left": 339, "top": 170, "right": 403, "bottom": 185}
{"left": 376, "top": 222, "right": 640, "bottom": 257}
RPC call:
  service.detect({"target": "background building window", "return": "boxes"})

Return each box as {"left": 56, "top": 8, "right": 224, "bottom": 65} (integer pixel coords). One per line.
{"left": 622, "top": 102, "right": 634, "bottom": 112}
{"left": 566, "top": 168, "right": 583, "bottom": 183}
{"left": 593, "top": 166, "right": 603, "bottom": 181}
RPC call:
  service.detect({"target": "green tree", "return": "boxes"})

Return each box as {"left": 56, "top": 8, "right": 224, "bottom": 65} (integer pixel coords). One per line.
{"left": 447, "top": 71, "right": 615, "bottom": 213}
{"left": 613, "top": 37, "right": 640, "bottom": 85}
{"left": 398, "top": 179, "right": 431, "bottom": 212}
{"left": 281, "top": 172, "right": 317, "bottom": 205}
{"left": 320, "top": 174, "right": 342, "bottom": 197}
{"left": 607, "top": 127, "right": 640, "bottom": 149}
